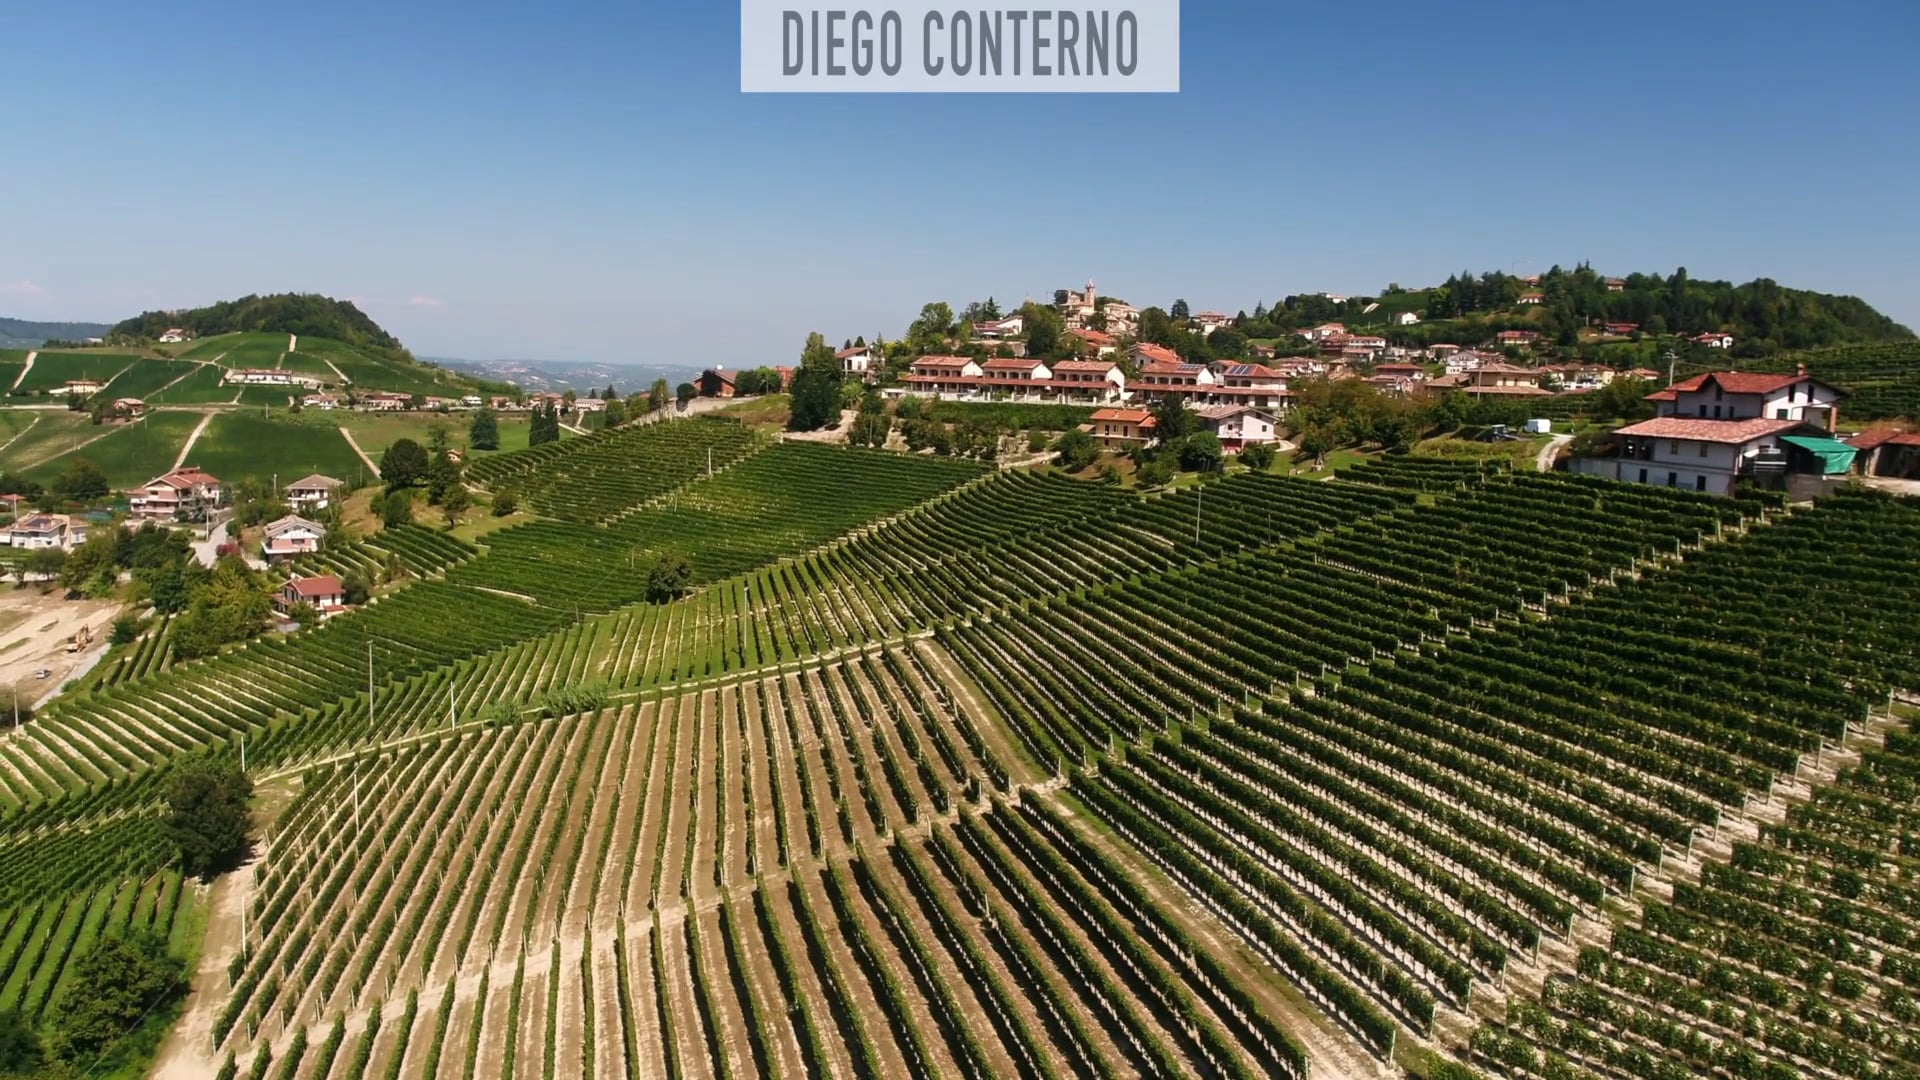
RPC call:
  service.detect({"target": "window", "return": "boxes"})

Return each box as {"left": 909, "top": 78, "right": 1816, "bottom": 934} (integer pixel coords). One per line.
{"left": 1698, "top": 442, "right": 1709, "bottom": 457}
{"left": 1714, "top": 386, "right": 1723, "bottom": 401}
{"left": 1698, "top": 405, "right": 1708, "bottom": 417}
{"left": 1667, "top": 472, "right": 1677, "bottom": 487}
{"left": 1669, "top": 440, "right": 1680, "bottom": 454}
{"left": 1637, "top": 468, "right": 1648, "bottom": 483}
{"left": 1713, "top": 405, "right": 1722, "bottom": 418}
{"left": 1776, "top": 408, "right": 1789, "bottom": 419}
{"left": 1695, "top": 475, "right": 1707, "bottom": 492}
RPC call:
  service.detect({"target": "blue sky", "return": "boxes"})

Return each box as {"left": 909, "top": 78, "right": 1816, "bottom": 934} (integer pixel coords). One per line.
{"left": 3, "top": 0, "right": 1915, "bottom": 365}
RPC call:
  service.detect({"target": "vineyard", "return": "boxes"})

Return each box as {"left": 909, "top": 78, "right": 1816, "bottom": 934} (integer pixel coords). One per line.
{"left": 1688, "top": 342, "right": 1920, "bottom": 422}
{"left": 1, "top": 431, "right": 1917, "bottom": 1079}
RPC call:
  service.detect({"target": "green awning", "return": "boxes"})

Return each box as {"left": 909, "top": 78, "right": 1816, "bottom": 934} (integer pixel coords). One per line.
{"left": 1780, "top": 434, "right": 1858, "bottom": 475}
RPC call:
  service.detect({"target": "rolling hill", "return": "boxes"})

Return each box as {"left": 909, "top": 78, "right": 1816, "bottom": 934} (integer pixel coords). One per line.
{"left": 0, "top": 316, "right": 112, "bottom": 349}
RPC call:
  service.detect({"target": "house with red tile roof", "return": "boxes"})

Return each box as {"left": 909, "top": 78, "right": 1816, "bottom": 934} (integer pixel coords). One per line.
{"left": 262, "top": 515, "right": 327, "bottom": 562}
{"left": 1065, "top": 327, "right": 1118, "bottom": 357}
{"left": 276, "top": 575, "right": 348, "bottom": 617}
{"left": 1847, "top": 429, "right": 1920, "bottom": 479}
{"left": 1195, "top": 405, "right": 1280, "bottom": 450}
{"left": 1646, "top": 368, "right": 1842, "bottom": 430}
{"left": 1518, "top": 292, "right": 1545, "bottom": 305}
{"left": 130, "top": 467, "right": 224, "bottom": 521}
{"left": 1589, "top": 415, "right": 1853, "bottom": 496}
{"left": 1081, "top": 408, "right": 1157, "bottom": 450}
{"left": 1692, "top": 332, "right": 1735, "bottom": 349}
{"left": 1494, "top": 329, "right": 1542, "bottom": 348}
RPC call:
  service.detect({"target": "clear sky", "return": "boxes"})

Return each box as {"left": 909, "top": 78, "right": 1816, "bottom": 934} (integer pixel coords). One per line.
{"left": 4, "top": 0, "right": 1916, "bottom": 365}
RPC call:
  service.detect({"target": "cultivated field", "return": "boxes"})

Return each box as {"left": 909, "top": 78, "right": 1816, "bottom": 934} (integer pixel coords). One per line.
{"left": 0, "top": 419, "right": 1916, "bottom": 1080}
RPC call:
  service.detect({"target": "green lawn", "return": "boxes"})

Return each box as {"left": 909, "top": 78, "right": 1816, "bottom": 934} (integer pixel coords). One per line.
{"left": 0, "top": 410, "right": 40, "bottom": 449}
{"left": 100, "top": 360, "right": 204, "bottom": 401}
{"left": 146, "top": 366, "right": 236, "bottom": 404}
{"left": 0, "top": 412, "right": 108, "bottom": 471}
{"left": 21, "top": 411, "right": 205, "bottom": 490}
{"left": 11, "top": 352, "right": 139, "bottom": 395}
{"left": 185, "top": 412, "right": 367, "bottom": 486}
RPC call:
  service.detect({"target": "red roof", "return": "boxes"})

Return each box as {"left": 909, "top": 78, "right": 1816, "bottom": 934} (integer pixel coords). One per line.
{"left": 1847, "top": 429, "right": 1920, "bottom": 450}
{"left": 981, "top": 358, "right": 1044, "bottom": 373}
{"left": 1067, "top": 328, "right": 1116, "bottom": 347}
{"left": 1088, "top": 409, "right": 1155, "bottom": 426}
{"left": 1132, "top": 343, "right": 1180, "bottom": 365}
{"left": 834, "top": 347, "right": 866, "bottom": 360}
{"left": 1051, "top": 360, "right": 1118, "bottom": 375}
{"left": 1614, "top": 417, "right": 1806, "bottom": 444}
{"left": 1653, "top": 371, "right": 1822, "bottom": 397}
{"left": 286, "top": 575, "right": 343, "bottom": 598}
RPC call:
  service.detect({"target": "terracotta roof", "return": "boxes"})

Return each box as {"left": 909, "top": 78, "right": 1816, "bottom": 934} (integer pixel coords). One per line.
{"left": 1462, "top": 385, "right": 1552, "bottom": 397}
{"left": 287, "top": 474, "right": 341, "bottom": 492}
{"left": 1847, "top": 429, "right": 1920, "bottom": 450}
{"left": 264, "top": 514, "right": 325, "bottom": 536}
{"left": 981, "top": 358, "right": 1044, "bottom": 373}
{"left": 1131, "top": 343, "right": 1180, "bottom": 365}
{"left": 1614, "top": 417, "right": 1805, "bottom": 444}
{"left": 1066, "top": 328, "right": 1116, "bottom": 347}
{"left": 1088, "top": 409, "right": 1155, "bottom": 426}
{"left": 911, "top": 355, "right": 975, "bottom": 371}
{"left": 834, "top": 347, "right": 867, "bottom": 360}
{"left": 1474, "top": 361, "right": 1538, "bottom": 375}
{"left": 286, "top": 575, "right": 343, "bottom": 598}
{"left": 1050, "top": 360, "right": 1118, "bottom": 374}
{"left": 149, "top": 468, "right": 221, "bottom": 489}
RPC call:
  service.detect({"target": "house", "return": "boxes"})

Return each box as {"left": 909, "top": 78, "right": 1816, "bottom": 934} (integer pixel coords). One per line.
{"left": 1211, "top": 363, "right": 1291, "bottom": 410}
{"left": 1081, "top": 408, "right": 1157, "bottom": 450}
{"left": 696, "top": 369, "right": 737, "bottom": 398}
{"left": 972, "top": 316, "right": 1025, "bottom": 339}
{"left": 261, "top": 515, "right": 327, "bottom": 562}
{"left": 573, "top": 397, "right": 606, "bottom": 414}
{"left": 224, "top": 369, "right": 322, "bottom": 388}
{"left": 1131, "top": 343, "right": 1181, "bottom": 368}
{"left": 130, "top": 467, "right": 223, "bottom": 521}
{"left": 276, "top": 575, "right": 348, "bottom": 617}
{"left": 1495, "top": 330, "right": 1542, "bottom": 348}
{"left": 1461, "top": 362, "right": 1550, "bottom": 398}
{"left": 979, "top": 358, "right": 1056, "bottom": 398}
{"left": 1301, "top": 323, "right": 1348, "bottom": 343}
{"left": 1049, "top": 360, "right": 1127, "bottom": 403}
{"left": 1847, "top": 429, "right": 1920, "bottom": 479}
{"left": 1395, "top": 311, "right": 1422, "bottom": 326}
{"left": 1065, "top": 328, "right": 1118, "bottom": 358}
{"left": 1583, "top": 416, "right": 1855, "bottom": 496}
{"left": 1374, "top": 363, "right": 1425, "bottom": 379}
{"left": 1605, "top": 278, "right": 1626, "bottom": 293}
{"left": 902, "top": 355, "right": 985, "bottom": 397}
{"left": 1624, "top": 367, "right": 1663, "bottom": 382}
{"left": 4, "top": 514, "right": 86, "bottom": 550}
{"left": 111, "top": 398, "right": 146, "bottom": 418}
{"left": 1430, "top": 343, "right": 1462, "bottom": 359}
{"left": 356, "top": 392, "right": 410, "bottom": 412}
{"left": 836, "top": 345, "right": 879, "bottom": 379}
{"left": 158, "top": 328, "right": 189, "bottom": 344}
{"left": 285, "top": 475, "right": 343, "bottom": 511}
{"left": 302, "top": 393, "right": 341, "bottom": 411}
{"left": 1518, "top": 292, "right": 1545, "bottom": 306}
{"left": 1645, "top": 369, "right": 1842, "bottom": 430}
{"left": 1099, "top": 302, "right": 1140, "bottom": 334}
{"left": 1132, "top": 360, "right": 1219, "bottom": 404}
{"left": 64, "top": 380, "right": 105, "bottom": 396}
{"left": 1057, "top": 280, "right": 1100, "bottom": 329}
{"left": 1693, "top": 332, "right": 1735, "bottom": 349}
{"left": 461, "top": 395, "right": 485, "bottom": 409}
{"left": 1196, "top": 405, "right": 1280, "bottom": 451}
{"left": 1192, "top": 311, "right": 1232, "bottom": 334}
{"left": 1601, "top": 322, "right": 1640, "bottom": 336}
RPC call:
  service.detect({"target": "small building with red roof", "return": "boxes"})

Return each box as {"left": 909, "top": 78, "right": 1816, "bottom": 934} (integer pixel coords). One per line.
{"left": 1647, "top": 368, "right": 1841, "bottom": 430}
{"left": 1081, "top": 408, "right": 1157, "bottom": 450}
{"left": 276, "top": 575, "right": 348, "bottom": 617}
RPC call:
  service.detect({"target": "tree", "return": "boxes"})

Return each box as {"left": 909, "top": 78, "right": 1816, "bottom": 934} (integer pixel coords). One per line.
{"left": 528, "top": 403, "right": 561, "bottom": 447}
{"left": 492, "top": 490, "right": 519, "bottom": 517}
{"left": 425, "top": 450, "right": 464, "bottom": 506}
{"left": 381, "top": 489, "right": 413, "bottom": 530}
{"left": 27, "top": 547, "right": 66, "bottom": 589}
{"left": 788, "top": 332, "right": 844, "bottom": 432}
{"left": 341, "top": 571, "right": 371, "bottom": 606}
{"left": 1137, "top": 458, "right": 1175, "bottom": 487}
{"left": 848, "top": 410, "right": 891, "bottom": 448}
{"left": 603, "top": 397, "right": 626, "bottom": 425}
{"left": 380, "top": 438, "right": 429, "bottom": 489}
{"left": 288, "top": 601, "right": 320, "bottom": 630}
{"left": 426, "top": 420, "right": 451, "bottom": 455}
{"left": 1151, "top": 394, "right": 1195, "bottom": 441}
{"left": 908, "top": 302, "right": 955, "bottom": 352}
{"left": 1240, "top": 442, "right": 1277, "bottom": 471}
{"left": 441, "top": 486, "right": 470, "bottom": 527}
{"left": 1170, "top": 299, "right": 1191, "bottom": 320}
{"left": 165, "top": 760, "right": 252, "bottom": 880}
{"left": 1178, "top": 431, "right": 1225, "bottom": 474}
{"left": 54, "top": 458, "right": 109, "bottom": 504}
{"left": 646, "top": 553, "right": 693, "bottom": 603}
{"left": 1018, "top": 302, "right": 1065, "bottom": 359}
{"left": 1054, "top": 428, "right": 1099, "bottom": 472}
{"left": 109, "top": 615, "right": 142, "bottom": 646}
{"left": 1297, "top": 423, "right": 1336, "bottom": 468}
{"left": 468, "top": 408, "right": 500, "bottom": 451}
{"left": 675, "top": 382, "right": 696, "bottom": 404}
{"left": 0, "top": 1010, "right": 39, "bottom": 1072}
{"left": 648, "top": 378, "right": 670, "bottom": 413}
{"left": 44, "top": 933, "right": 184, "bottom": 1062}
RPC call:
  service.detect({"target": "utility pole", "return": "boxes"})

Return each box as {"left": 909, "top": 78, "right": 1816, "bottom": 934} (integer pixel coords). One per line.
{"left": 1665, "top": 349, "right": 1678, "bottom": 389}
{"left": 1194, "top": 485, "right": 1203, "bottom": 545}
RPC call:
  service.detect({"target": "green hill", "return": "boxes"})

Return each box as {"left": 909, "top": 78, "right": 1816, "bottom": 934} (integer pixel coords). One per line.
{"left": 111, "top": 293, "right": 401, "bottom": 353}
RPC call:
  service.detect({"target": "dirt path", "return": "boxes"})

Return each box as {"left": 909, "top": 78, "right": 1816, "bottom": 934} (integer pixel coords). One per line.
{"left": 339, "top": 426, "right": 382, "bottom": 477}
{"left": 8, "top": 352, "right": 32, "bottom": 392}
{"left": 287, "top": 333, "right": 298, "bottom": 354}
{"left": 172, "top": 411, "right": 217, "bottom": 470}
{"left": 1536, "top": 433, "right": 1573, "bottom": 472}
{"left": 150, "top": 860, "right": 257, "bottom": 1079}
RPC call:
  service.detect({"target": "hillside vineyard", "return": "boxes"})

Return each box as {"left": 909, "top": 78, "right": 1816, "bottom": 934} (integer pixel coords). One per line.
{"left": 2, "top": 417, "right": 1917, "bottom": 1079}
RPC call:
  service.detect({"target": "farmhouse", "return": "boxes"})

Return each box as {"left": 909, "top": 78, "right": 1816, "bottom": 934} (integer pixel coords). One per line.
{"left": 64, "top": 380, "right": 106, "bottom": 396}
{"left": 1211, "top": 364, "right": 1290, "bottom": 410}
{"left": 302, "top": 393, "right": 341, "bottom": 410}
{"left": 1301, "top": 323, "right": 1347, "bottom": 342}
{"left": 1395, "top": 310, "right": 1422, "bottom": 326}
{"left": 1192, "top": 311, "right": 1232, "bottom": 334}
{"left": 225, "top": 369, "right": 322, "bottom": 389}
{"left": 1459, "top": 362, "right": 1550, "bottom": 398}
{"left": 112, "top": 398, "right": 146, "bottom": 418}
{"left": 1065, "top": 328, "right": 1118, "bottom": 357}
{"left": 697, "top": 369, "right": 737, "bottom": 398}
{"left": 1606, "top": 277, "right": 1626, "bottom": 292}
{"left": 1518, "top": 292, "right": 1545, "bottom": 305}
{"left": 1495, "top": 330, "right": 1542, "bottom": 348}
{"left": 1645, "top": 368, "right": 1841, "bottom": 429}
{"left": 1081, "top": 408, "right": 1157, "bottom": 450}
{"left": 1693, "top": 332, "right": 1736, "bottom": 349}
{"left": 131, "top": 467, "right": 224, "bottom": 521}
{"left": 357, "top": 392, "right": 410, "bottom": 412}
{"left": 262, "top": 515, "right": 327, "bottom": 562}
{"left": 971, "top": 316, "right": 1024, "bottom": 339}
{"left": 1586, "top": 415, "right": 1854, "bottom": 496}
{"left": 1196, "top": 405, "right": 1280, "bottom": 451}
{"left": 837, "top": 344, "right": 879, "bottom": 380}
{"left": 158, "top": 328, "right": 190, "bottom": 343}
{"left": 1601, "top": 321, "right": 1640, "bottom": 336}
{"left": 286, "top": 475, "right": 343, "bottom": 511}
{"left": 3, "top": 514, "right": 88, "bottom": 550}
{"left": 276, "top": 575, "right": 348, "bottom": 617}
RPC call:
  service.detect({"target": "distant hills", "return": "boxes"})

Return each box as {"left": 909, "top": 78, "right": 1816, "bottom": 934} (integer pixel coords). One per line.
{"left": 435, "top": 356, "right": 706, "bottom": 395}
{"left": 0, "top": 316, "right": 112, "bottom": 349}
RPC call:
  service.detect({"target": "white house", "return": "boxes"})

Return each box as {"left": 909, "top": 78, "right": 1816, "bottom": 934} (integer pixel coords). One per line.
{"left": 285, "top": 475, "right": 343, "bottom": 511}
{"left": 1693, "top": 332, "right": 1736, "bottom": 349}
{"left": 1395, "top": 310, "right": 1422, "bottom": 326}
{"left": 3, "top": 514, "right": 88, "bottom": 550}
{"left": 1590, "top": 416, "right": 1855, "bottom": 496}
{"left": 1646, "top": 369, "right": 1842, "bottom": 430}
{"left": 1196, "top": 405, "right": 1280, "bottom": 451}
{"left": 1301, "top": 323, "right": 1348, "bottom": 342}
{"left": 262, "top": 515, "right": 327, "bottom": 562}
{"left": 130, "top": 467, "right": 223, "bottom": 521}
{"left": 277, "top": 575, "right": 348, "bottom": 616}
{"left": 836, "top": 344, "right": 879, "bottom": 379}
{"left": 224, "top": 369, "right": 322, "bottom": 388}
{"left": 158, "top": 328, "right": 189, "bottom": 344}
{"left": 302, "top": 394, "right": 341, "bottom": 411}
{"left": 64, "top": 380, "right": 106, "bottom": 396}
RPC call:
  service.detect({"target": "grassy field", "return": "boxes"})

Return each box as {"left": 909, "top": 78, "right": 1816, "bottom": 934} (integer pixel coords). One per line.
{"left": 20, "top": 411, "right": 205, "bottom": 490}
{"left": 98, "top": 360, "right": 204, "bottom": 401}
{"left": 145, "top": 366, "right": 235, "bottom": 404}
{"left": 331, "top": 411, "right": 553, "bottom": 457}
{"left": 233, "top": 386, "right": 298, "bottom": 408}
{"left": 184, "top": 412, "right": 367, "bottom": 486}
{"left": 178, "top": 332, "right": 284, "bottom": 365}
{"left": 0, "top": 411, "right": 40, "bottom": 450}
{"left": 299, "top": 338, "right": 476, "bottom": 397}
{"left": 279, "top": 351, "right": 340, "bottom": 380}
{"left": 0, "top": 412, "right": 108, "bottom": 471}
{"left": 11, "top": 352, "right": 138, "bottom": 395}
